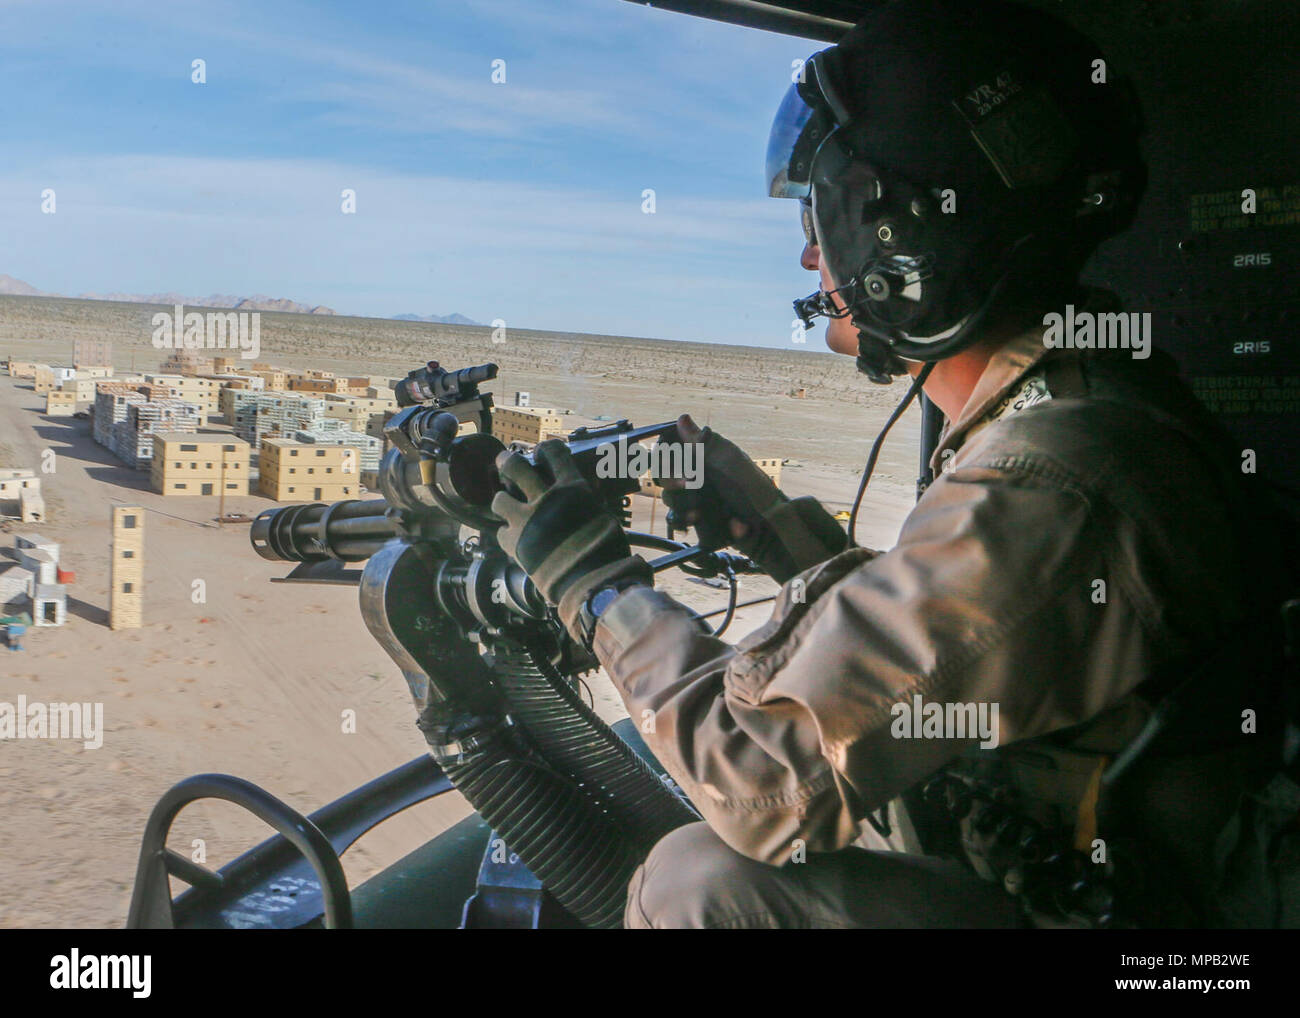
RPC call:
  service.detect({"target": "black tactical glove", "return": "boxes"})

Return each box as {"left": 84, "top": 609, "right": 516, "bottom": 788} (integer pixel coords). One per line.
{"left": 492, "top": 440, "right": 652, "bottom": 637}
{"left": 658, "top": 415, "right": 848, "bottom": 584}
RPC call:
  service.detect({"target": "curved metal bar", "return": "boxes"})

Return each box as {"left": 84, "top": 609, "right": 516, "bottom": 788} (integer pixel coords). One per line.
{"left": 127, "top": 773, "right": 353, "bottom": 930}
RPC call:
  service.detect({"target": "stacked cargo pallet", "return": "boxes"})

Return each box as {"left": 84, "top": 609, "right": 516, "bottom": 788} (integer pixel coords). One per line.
{"left": 293, "top": 425, "right": 383, "bottom": 472}
{"left": 93, "top": 383, "right": 163, "bottom": 447}
{"left": 112, "top": 398, "right": 202, "bottom": 468}
{"left": 229, "top": 391, "right": 326, "bottom": 447}
{"left": 307, "top": 417, "right": 349, "bottom": 433}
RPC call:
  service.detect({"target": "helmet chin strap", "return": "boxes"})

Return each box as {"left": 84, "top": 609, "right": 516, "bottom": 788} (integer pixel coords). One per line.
{"left": 854, "top": 312, "right": 970, "bottom": 382}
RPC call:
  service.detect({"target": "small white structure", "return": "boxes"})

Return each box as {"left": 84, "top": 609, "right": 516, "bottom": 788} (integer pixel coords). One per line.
{"left": 10, "top": 534, "right": 67, "bottom": 626}
{"left": 19, "top": 549, "right": 56, "bottom": 586}
{"left": 15, "top": 538, "right": 58, "bottom": 586}
{"left": 14, "top": 533, "right": 57, "bottom": 556}
{"left": 515, "top": 391, "right": 531, "bottom": 407}
{"left": 19, "top": 487, "right": 44, "bottom": 523}
{"left": 31, "top": 583, "right": 67, "bottom": 626}
{"left": 0, "top": 564, "right": 34, "bottom": 613}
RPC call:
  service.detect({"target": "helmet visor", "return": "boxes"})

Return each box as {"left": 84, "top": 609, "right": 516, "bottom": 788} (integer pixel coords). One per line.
{"left": 765, "top": 82, "right": 817, "bottom": 199}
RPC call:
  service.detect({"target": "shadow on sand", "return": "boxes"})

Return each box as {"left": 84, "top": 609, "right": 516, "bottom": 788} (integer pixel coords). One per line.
{"left": 66, "top": 596, "right": 110, "bottom": 627}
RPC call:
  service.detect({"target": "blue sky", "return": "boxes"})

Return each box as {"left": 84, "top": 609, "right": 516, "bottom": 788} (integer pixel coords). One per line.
{"left": 0, "top": 0, "right": 827, "bottom": 346}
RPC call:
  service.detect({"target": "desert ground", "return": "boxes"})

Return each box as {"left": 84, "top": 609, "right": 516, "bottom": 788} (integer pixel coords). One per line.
{"left": 0, "top": 295, "right": 919, "bottom": 928}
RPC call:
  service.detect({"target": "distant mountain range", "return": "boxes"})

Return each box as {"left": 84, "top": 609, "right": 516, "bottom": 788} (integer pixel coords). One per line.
{"left": 0, "top": 274, "right": 336, "bottom": 314}
{"left": 86, "top": 292, "right": 340, "bottom": 315}
{"left": 0, "top": 274, "right": 43, "bottom": 297}
{"left": 392, "top": 312, "right": 482, "bottom": 326}
{"left": 0, "top": 274, "right": 477, "bottom": 325}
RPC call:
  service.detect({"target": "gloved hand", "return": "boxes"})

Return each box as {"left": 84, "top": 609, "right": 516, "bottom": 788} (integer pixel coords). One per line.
{"left": 657, "top": 415, "right": 848, "bottom": 584}
{"left": 492, "top": 440, "right": 652, "bottom": 631}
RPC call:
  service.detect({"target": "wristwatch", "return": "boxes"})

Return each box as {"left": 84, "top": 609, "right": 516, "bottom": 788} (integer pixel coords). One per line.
{"left": 576, "top": 581, "right": 641, "bottom": 651}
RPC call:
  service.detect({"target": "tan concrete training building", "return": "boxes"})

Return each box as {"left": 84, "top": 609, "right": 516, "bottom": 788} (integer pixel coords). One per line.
{"left": 45, "top": 390, "right": 77, "bottom": 416}
{"left": 110, "top": 506, "right": 144, "bottom": 630}
{"left": 258, "top": 438, "right": 360, "bottom": 501}
{"left": 150, "top": 434, "right": 250, "bottom": 496}
{"left": 492, "top": 407, "right": 568, "bottom": 447}
{"left": 0, "top": 470, "right": 43, "bottom": 522}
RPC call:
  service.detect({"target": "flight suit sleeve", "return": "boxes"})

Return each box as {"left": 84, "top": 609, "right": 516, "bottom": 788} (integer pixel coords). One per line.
{"left": 591, "top": 460, "right": 1162, "bottom": 865}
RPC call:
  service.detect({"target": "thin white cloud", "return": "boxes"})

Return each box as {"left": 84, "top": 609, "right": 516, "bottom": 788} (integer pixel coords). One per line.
{"left": 0, "top": 152, "right": 807, "bottom": 341}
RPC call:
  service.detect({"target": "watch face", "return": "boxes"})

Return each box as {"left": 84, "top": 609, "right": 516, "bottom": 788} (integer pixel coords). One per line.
{"left": 590, "top": 586, "right": 621, "bottom": 616}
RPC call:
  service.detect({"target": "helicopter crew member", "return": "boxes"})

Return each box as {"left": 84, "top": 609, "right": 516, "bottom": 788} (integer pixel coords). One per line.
{"left": 491, "top": 0, "right": 1296, "bottom": 928}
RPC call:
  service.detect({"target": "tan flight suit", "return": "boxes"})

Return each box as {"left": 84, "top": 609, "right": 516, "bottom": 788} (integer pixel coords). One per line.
{"left": 587, "top": 321, "right": 1290, "bottom": 928}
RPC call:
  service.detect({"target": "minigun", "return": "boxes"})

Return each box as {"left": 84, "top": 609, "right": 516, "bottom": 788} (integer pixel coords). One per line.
{"left": 249, "top": 359, "right": 756, "bottom": 928}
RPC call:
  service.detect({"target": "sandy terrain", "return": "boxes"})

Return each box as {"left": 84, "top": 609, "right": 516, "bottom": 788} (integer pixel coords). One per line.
{"left": 0, "top": 295, "right": 917, "bottom": 928}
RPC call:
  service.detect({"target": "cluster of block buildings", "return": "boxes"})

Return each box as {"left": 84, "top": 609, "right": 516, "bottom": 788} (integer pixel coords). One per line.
{"left": 7, "top": 352, "right": 784, "bottom": 506}
{"left": 0, "top": 533, "right": 70, "bottom": 628}
{"left": 0, "top": 517, "right": 145, "bottom": 634}
{"left": 5, "top": 348, "right": 394, "bottom": 504}
{"left": 497, "top": 392, "right": 784, "bottom": 490}
{"left": 147, "top": 432, "right": 362, "bottom": 502}
{"left": 159, "top": 353, "right": 387, "bottom": 503}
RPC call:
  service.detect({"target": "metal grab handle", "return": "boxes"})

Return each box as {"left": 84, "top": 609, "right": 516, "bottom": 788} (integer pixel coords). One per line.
{"left": 126, "top": 773, "right": 353, "bottom": 930}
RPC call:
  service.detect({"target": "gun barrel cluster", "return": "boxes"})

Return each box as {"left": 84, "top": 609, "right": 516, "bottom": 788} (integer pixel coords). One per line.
{"left": 250, "top": 499, "right": 397, "bottom": 563}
